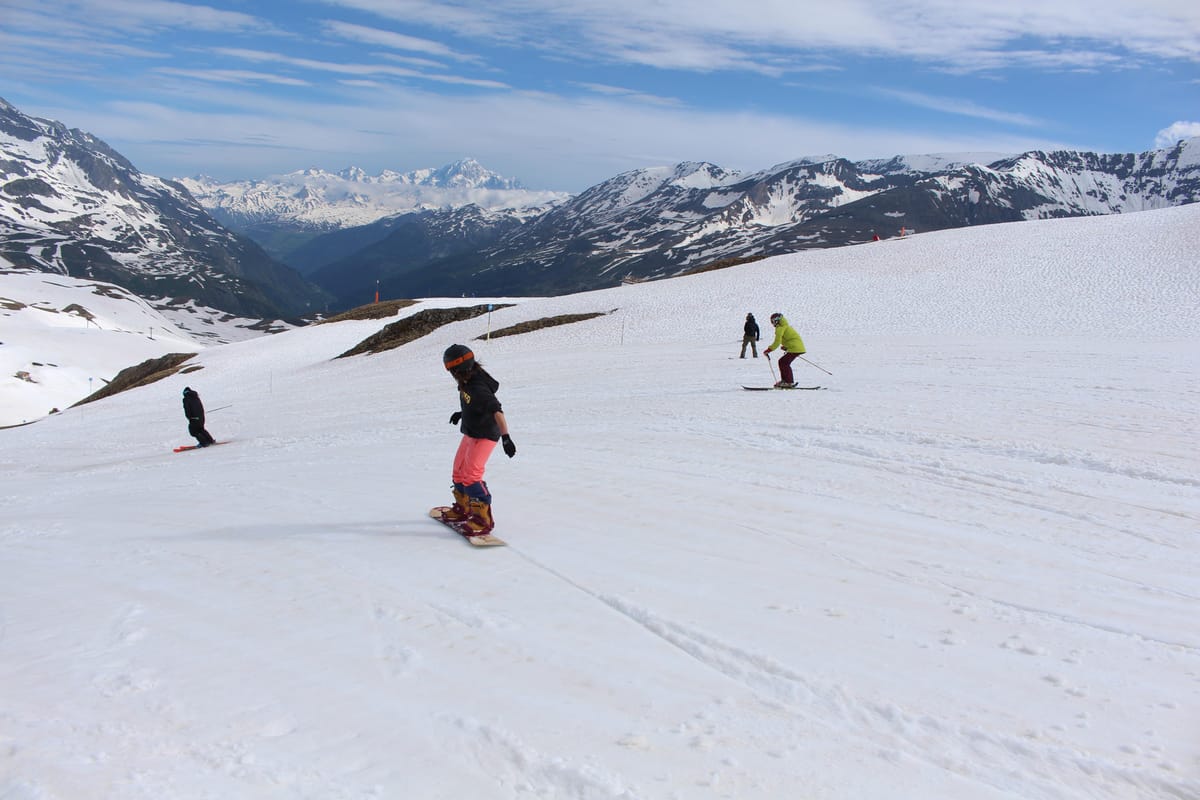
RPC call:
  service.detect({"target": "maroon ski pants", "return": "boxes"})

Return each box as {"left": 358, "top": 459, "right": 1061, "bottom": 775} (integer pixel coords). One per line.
{"left": 778, "top": 352, "right": 799, "bottom": 384}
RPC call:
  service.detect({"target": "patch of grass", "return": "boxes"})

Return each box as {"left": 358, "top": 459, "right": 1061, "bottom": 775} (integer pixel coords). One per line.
{"left": 91, "top": 285, "right": 133, "bottom": 301}
{"left": 61, "top": 303, "right": 95, "bottom": 321}
{"left": 317, "top": 299, "right": 418, "bottom": 324}
{"left": 72, "top": 352, "right": 199, "bottom": 407}
{"left": 336, "top": 304, "right": 511, "bottom": 358}
{"left": 681, "top": 254, "right": 768, "bottom": 275}
{"left": 480, "top": 311, "right": 610, "bottom": 340}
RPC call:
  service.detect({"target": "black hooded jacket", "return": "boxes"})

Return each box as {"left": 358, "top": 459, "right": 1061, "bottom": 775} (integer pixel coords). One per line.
{"left": 182, "top": 388, "right": 205, "bottom": 422}
{"left": 456, "top": 367, "right": 503, "bottom": 441}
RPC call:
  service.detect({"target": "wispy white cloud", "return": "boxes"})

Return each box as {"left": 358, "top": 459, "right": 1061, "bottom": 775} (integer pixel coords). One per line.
{"left": 8, "top": 1, "right": 1195, "bottom": 96}
{"left": 8, "top": 0, "right": 1198, "bottom": 96}
{"left": 1, "top": 0, "right": 273, "bottom": 36}
{"left": 153, "top": 68, "right": 312, "bottom": 87}
{"left": 1156, "top": 121, "right": 1200, "bottom": 148}
{"left": 320, "top": 20, "right": 478, "bottom": 63}
{"left": 605, "top": 34, "right": 794, "bottom": 77}
{"left": 209, "top": 47, "right": 509, "bottom": 89}
{"left": 0, "top": 29, "right": 167, "bottom": 60}
{"left": 939, "top": 48, "right": 1127, "bottom": 75}
{"left": 314, "top": 0, "right": 1200, "bottom": 75}
{"left": 374, "top": 52, "right": 456, "bottom": 71}
{"left": 571, "top": 83, "right": 683, "bottom": 107}
{"left": 876, "top": 88, "right": 1042, "bottom": 127}
{"left": 316, "top": 0, "right": 511, "bottom": 39}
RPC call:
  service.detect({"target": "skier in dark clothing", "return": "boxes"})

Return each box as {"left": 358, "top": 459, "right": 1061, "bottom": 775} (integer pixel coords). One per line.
{"left": 741, "top": 313, "right": 760, "bottom": 358}
{"left": 181, "top": 387, "right": 216, "bottom": 447}
{"left": 435, "top": 344, "right": 516, "bottom": 537}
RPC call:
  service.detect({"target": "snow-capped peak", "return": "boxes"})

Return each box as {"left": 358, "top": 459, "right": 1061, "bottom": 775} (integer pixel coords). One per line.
{"left": 177, "top": 159, "right": 566, "bottom": 229}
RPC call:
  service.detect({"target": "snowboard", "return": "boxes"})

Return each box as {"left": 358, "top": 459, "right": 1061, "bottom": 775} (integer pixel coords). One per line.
{"left": 173, "top": 441, "right": 227, "bottom": 452}
{"left": 428, "top": 508, "right": 506, "bottom": 547}
{"left": 742, "top": 386, "right": 822, "bottom": 391}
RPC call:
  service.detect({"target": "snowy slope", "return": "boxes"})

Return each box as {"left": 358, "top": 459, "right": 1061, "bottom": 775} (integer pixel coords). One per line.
{"left": 0, "top": 265, "right": 300, "bottom": 427}
{"left": 0, "top": 268, "right": 208, "bottom": 426}
{"left": 0, "top": 206, "right": 1197, "bottom": 799}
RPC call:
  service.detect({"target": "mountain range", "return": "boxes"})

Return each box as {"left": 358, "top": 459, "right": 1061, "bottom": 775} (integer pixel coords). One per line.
{"left": 0, "top": 97, "right": 330, "bottom": 319}
{"left": 280, "top": 142, "right": 1200, "bottom": 306}
{"left": 176, "top": 161, "right": 568, "bottom": 262}
{"left": 194, "top": 141, "right": 1200, "bottom": 307}
{"left": 3, "top": 95, "right": 1199, "bottom": 318}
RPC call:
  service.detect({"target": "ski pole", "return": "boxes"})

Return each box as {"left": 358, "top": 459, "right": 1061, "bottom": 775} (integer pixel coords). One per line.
{"left": 765, "top": 352, "right": 778, "bottom": 384}
{"left": 209, "top": 404, "right": 233, "bottom": 413}
{"left": 798, "top": 355, "right": 832, "bottom": 376}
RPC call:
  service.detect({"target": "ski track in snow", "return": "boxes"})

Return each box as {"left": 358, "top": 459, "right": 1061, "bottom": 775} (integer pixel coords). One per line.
{"left": 495, "top": 339, "right": 1196, "bottom": 797}
{"left": 504, "top": 541, "right": 1188, "bottom": 800}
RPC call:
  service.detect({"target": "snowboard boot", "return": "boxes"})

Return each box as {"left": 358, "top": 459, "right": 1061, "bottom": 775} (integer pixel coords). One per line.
{"left": 434, "top": 485, "right": 471, "bottom": 523}
{"left": 458, "top": 498, "right": 495, "bottom": 537}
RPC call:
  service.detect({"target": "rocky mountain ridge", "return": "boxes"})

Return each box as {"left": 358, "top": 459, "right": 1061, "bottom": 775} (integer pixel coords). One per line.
{"left": 4, "top": 95, "right": 1198, "bottom": 315}
{"left": 291, "top": 140, "right": 1200, "bottom": 305}
{"left": 0, "top": 97, "right": 330, "bottom": 318}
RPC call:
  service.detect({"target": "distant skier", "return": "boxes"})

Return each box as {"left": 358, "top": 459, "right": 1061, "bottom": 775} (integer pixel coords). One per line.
{"left": 762, "top": 313, "right": 807, "bottom": 388}
{"left": 437, "top": 345, "right": 516, "bottom": 537}
{"left": 181, "top": 387, "right": 216, "bottom": 447}
{"left": 740, "top": 313, "right": 760, "bottom": 358}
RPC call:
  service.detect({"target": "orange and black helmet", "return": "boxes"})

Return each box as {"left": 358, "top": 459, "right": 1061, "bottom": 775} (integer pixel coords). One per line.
{"left": 443, "top": 344, "right": 474, "bottom": 374}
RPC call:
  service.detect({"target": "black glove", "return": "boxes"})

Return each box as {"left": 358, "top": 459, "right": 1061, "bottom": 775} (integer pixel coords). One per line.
{"left": 502, "top": 434, "right": 516, "bottom": 458}
{"left": 449, "top": 412, "right": 461, "bottom": 425}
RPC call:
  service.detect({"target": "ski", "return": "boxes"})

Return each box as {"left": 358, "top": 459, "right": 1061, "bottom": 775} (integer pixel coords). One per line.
{"left": 428, "top": 508, "right": 506, "bottom": 547}
{"left": 173, "top": 441, "right": 227, "bottom": 452}
{"left": 742, "top": 386, "right": 822, "bottom": 391}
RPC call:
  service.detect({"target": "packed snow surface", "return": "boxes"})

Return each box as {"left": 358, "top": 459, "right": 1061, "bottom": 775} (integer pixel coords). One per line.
{"left": 0, "top": 271, "right": 206, "bottom": 426}
{"left": 1, "top": 205, "right": 1198, "bottom": 799}
{"left": 0, "top": 269, "right": 299, "bottom": 426}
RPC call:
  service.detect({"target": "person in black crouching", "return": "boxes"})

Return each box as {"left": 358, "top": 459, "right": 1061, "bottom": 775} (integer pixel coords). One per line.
{"left": 182, "top": 386, "right": 216, "bottom": 447}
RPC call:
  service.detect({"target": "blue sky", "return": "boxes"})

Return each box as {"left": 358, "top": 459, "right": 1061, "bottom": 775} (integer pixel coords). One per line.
{"left": 2, "top": 0, "right": 1198, "bottom": 191}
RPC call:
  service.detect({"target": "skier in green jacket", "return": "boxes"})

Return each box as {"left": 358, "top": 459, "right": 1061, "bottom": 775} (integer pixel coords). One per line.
{"left": 762, "top": 312, "right": 806, "bottom": 388}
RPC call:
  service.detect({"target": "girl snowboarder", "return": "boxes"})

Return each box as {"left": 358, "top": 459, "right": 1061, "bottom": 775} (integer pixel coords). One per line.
{"left": 435, "top": 344, "right": 516, "bottom": 537}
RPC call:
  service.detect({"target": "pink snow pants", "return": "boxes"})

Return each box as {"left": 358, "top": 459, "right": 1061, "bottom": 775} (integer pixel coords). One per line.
{"left": 452, "top": 435, "right": 498, "bottom": 485}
